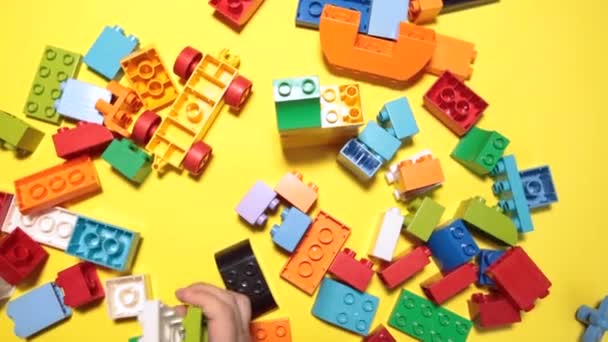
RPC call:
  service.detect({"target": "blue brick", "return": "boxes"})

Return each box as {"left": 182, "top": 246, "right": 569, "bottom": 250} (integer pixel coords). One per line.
{"left": 519, "top": 165, "right": 558, "bottom": 209}
{"left": 377, "top": 97, "right": 419, "bottom": 140}
{"left": 271, "top": 207, "right": 312, "bottom": 253}
{"left": 7, "top": 282, "right": 72, "bottom": 338}
{"left": 337, "top": 138, "right": 383, "bottom": 181}
{"left": 312, "top": 277, "right": 379, "bottom": 336}
{"left": 476, "top": 249, "right": 505, "bottom": 286}
{"left": 577, "top": 296, "right": 608, "bottom": 342}
{"left": 84, "top": 25, "right": 139, "bottom": 80}
{"left": 66, "top": 216, "right": 140, "bottom": 272}
{"left": 54, "top": 78, "right": 111, "bottom": 124}
{"left": 367, "top": 0, "right": 410, "bottom": 40}
{"left": 490, "top": 155, "right": 534, "bottom": 233}
{"left": 427, "top": 219, "right": 480, "bottom": 271}
{"left": 358, "top": 121, "right": 401, "bottom": 161}
{"left": 296, "top": 0, "right": 372, "bottom": 33}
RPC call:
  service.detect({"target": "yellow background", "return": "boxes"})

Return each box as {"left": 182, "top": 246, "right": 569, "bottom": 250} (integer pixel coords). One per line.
{"left": 0, "top": 0, "right": 606, "bottom": 341}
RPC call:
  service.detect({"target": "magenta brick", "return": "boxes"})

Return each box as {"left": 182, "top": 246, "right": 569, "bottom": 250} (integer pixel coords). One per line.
{"left": 236, "top": 181, "right": 280, "bottom": 227}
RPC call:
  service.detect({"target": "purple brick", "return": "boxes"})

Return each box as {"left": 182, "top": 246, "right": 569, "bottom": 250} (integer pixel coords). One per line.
{"left": 236, "top": 181, "right": 280, "bottom": 226}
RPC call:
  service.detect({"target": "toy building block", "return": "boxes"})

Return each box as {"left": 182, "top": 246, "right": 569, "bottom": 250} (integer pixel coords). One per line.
{"left": 386, "top": 151, "right": 444, "bottom": 200}
{"left": 451, "top": 126, "right": 509, "bottom": 175}
{"left": 409, "top": 0, "right": 443, "bottom": 24}
{"left": 377, "top": 245, "right": 432, "bottom": 290}
{"left": 427, "top": 219, "right": 480, "bottom": 271}
{"left": 519, "top": 165, "right": 558, "bottom": 209}
{"left": 0, "top": 228, "right": 49, "bottom": 285}
{"left": 328, "top": 248, "right": 374, "bottom": 292}
{"left": 84, "top": 25, "right": 139, "bottom": 79}
{"left": 281, "top": 211, "right": 351, "bottom": 295}
{"left": 421, "top": 263, "right": 478, "bottom": 304}
{"left": 275, "top": 171, "right": 318, "bottom": 213}
{"left": 66, "top": 216, "right": 141, "bottom": 272}
{"left": 250, "top": 318, "right": 292, "bottom": 342}
{"left": 210, "top": 0, "right": 266, "bottom": 27}
{"left": 96, "top": 81, "right": 143, "bottom": 137}
{"left": 102, "top": 139, "right": 153, "bottom": 184}
{"left": 364, "top": 325, "right": 396, "bottom": 342}
{"left": 271, "top": 207, "right": 312, "bottom": 253}
{"left": 296, "top": 0, "right": 372, "bottom": 33}
{"left": 367, "top": 0, "right": 409, "bottom": 40}
{"left": 577, "top": 296, "right": 608, "bottom": 342}
{"left": 424, "top": 72, "right": 488, "bottom": 137}
{"left": 53, "top": 122, "right": 114, "bottom": 159}
{"left": 129, "top": 337, "right": 141, "bottom": 342}
{"left": 106, "top": 275, "right": 150, "bottom": 319}
{"left": 24, "top": 46, "right": 82, "bottom": 125}
{"left": 0, "top": 276, "right": 15, "bottom": 300}
{"left": 55, "top": 262, "right": 104, "bottom": 308}
{"left": 370, "top": 208, "right": 404, "bottom": 262}
{"left": 183, "top": 307, "right": 205, "bottom": 342}
{"left": 120, "top": 47, "right": 178, "bottom": 111}
{"left": 138, "top": 300, "right": 184, "bottom": 342}
{"left": 427, "top": 34, "right": 476, "bottom": 81}
{"left": 236, "top": 181, "right": 280, "bottom": 227}
{"left": 454, "top": 197, "right": 519, "bottom": 246}
{"left": 0, "top": 110, "right": 45, "bottom": 154}
{"left": 54, "top": 78, "right": 111, "bottom": 124}
{"left": 441, "top": 0, "right": 499, "bottom": 13}
{"left": 376, "top": 97, "right": 419, "bottom": 141}
{"left": 6, "top": 282, "right": 72, "bottom": 338}
{"left": 0, "top": 192, "right": 13, "bottom": 228}
{"left": 490, "top": 155, "right": 534, "bottom": 233}
{"left": 312, "top": 277, "right": 379, "bottom": 336}
{"left": 317, "top": 83, "right": 364, "bottom": 140}
{"left": 358, "top": 121, "right": 401, "bottom": 162}
{"left": 476, "top": 249, "right": 505, "bottom": 286}
{"left": 389, "top": 289, "right": 472, "bottom": 342}
{"left": 14, "top": 156, "right": 101, "bottom": 215}
{"left": 486, "top": 247, "right": 551, "bottom": 312}
{"left": 402, "top": 197, "right": 445, "bottom": 242}
{"left": 215, "top": 239, "right": 277, "bottom": 318}
{"left": 337, "top": 138, "right": 383, "bottom": 181}
{"left": 468, "top": 292, "right": 521, "bottom": 329}
{"left": 320, "top": 5, "right": 436, "bottom": 82}
{"left": 273, "top": 76, "right": 322, "bottom": 131}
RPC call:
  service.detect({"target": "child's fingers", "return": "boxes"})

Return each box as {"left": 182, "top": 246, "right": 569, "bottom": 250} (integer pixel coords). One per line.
{"left": 173, "top": 304, "right": 188, "bottom": 317}
{"left": 230, "top": 292, "right": 252, "bottom": 332}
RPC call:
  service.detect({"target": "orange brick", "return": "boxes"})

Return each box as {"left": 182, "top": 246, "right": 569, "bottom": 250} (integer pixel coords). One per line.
{"left": 95, "top": 81, "right": 143, "bottom": 137}
{"left": 426, "top": 33, "right": 477, "bottom": 81}
{"left": 396, "top": 155, "right": 444, "bottom": 193}
{"left": 250, "top": 318, "right": 292, "bottom": 342}
{"left": 280, "top": 211, "right": 350, "bottom": 295}
{"left": 14, "top": 156, "right": 101, "bottom": 215}
{"left": 409, "top": 0, "right": 443, "bottom": 24}
{"left": 274, "top": 172, "right": 318, "bottom": 213}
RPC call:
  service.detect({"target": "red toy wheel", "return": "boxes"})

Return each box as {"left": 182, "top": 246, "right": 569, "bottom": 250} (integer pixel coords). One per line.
{"left": 225, "top": 75, "right": 252, "bottom": 111}
{"left": 183, "top": 141, "right": 212, "bottom": 175}
{"left": 174, "top": 46, "right": 202, "bottom": 80}
{"left": 132, "top": 111, "right": 161, "bottom": 146}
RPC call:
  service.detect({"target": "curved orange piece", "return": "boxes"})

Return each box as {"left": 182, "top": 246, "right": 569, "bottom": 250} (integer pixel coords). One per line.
{"left": 319, "top": 5, "right": 436, "bottom": 82}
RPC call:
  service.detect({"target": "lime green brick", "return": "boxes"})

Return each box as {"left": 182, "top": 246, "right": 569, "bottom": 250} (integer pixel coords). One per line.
{"left": 403, "top": 197, "right": 445, "bottom": 241}
{"left": 0, "top": 110, "right": 44, "bottom": 154}
{"left": 183, "top": 307, "right": 207, "bottom": 342}
{"left": 454, "top": 196, "right": 518, "bottom": 245}
{"left": 24, "top": 45, "right": 82, "bottom": 125}
{"left": 273, "top": 76, "right": 321, "bottom": 131}
{"left": 451, "top": 127, "right": 510, "bottom": 175}
{"left": 102, "top": 139, "right": 152, "bottom": 184}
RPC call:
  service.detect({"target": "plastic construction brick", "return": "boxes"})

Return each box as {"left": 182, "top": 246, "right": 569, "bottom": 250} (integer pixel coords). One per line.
{"left": 328, "top": 248, "right": 374, "bottom": 292}
{"left": 236, "top": 181, "right": 280, "bottom": 227}
{"left": 386, "top": 152, "right": 444, "bottom": 201}
{"left": 274, "top": 171, "right": 318, "bottom": 213}
{"left": 476, "top": 249, "right": 505, "bottom": 287}
{"left": 0, "top": 276, "right": 15, "bottom": 300}
{"left": 271, "top": 207, "right": 312, "bottom": 253}
{"left": 14, "top": 156, "right": 101, "bottom": 215}
{"left": 66, "top": 216, "right": 141, "bottom": 272}
{"left": 427, "top": 219, "right": 480, "bottom": 271}
{"left": 0, "top": 192, "right": 13, "bottom": 228}
{"left": 388, "top": 289, "right": 472, "bottom": 342}
{"left": 427, "top": 33, "right": 476, "bottom": 81}
{"left": 519, "top": 166, "right": 558, "bottom": 209}
{"left": 210, "top": 0, "right": 266, "bottom": 27}
{"left": 486, "top": 246, "right": 551, "bottom": 312}
{"left": 84, "top": 25, "right": 139, "bottom": 80}
{"left": 319, "top": 84, "right": 364, "bottom": 143}
{"left": 296, "top": 0, "right": 372, "bottom": 33}
{"left": 0, "top": 110, "right": 45, "bottom": 154}
{"left": 24, "top": 45, "right": 82, "bottom": 125}
{"left": 358, "top": 121, "right": 402, "bottom": 162}
{"left": 312, "top": 277, "right": 379, "bottom": 336}
{"left": 102, "top": 139, "right": 153, "bottom": 184}
{"left": 250, "top": 318, "right": 292, "bottom": 342}
{"left": 369, "top": 208, "right": 404, "bottom": 262}
{"left": 54, "top": 78, "right": 111, "bottom": 124}
{"left": 0, "top": 227, "right": 49, "bottom": 285}
{"left": 468, "top": 292, "right": 521, "bottom": 329}
{"left": 403, "top": 197, "right": 445, "bottom": 242}
{"left": 129, "top": 337, "right": 141, "bottom": 342}
{"left": 337, "top": 138, "right": 383, "bottom": 181}
{"left": 421, "top": 263, "right": 478, "bottom": 304}
{"left": 454, "top": 197, "right": 518, "bottom": 246}
{"left": 368, "top": 0, "right": 410, "bottom": 40}
{"left": 53, "top": 122, "right": 114, "bottom": 159}
{"left": 281, "top": 211, "right": 351, "bottom": 295}
{"left": 273, "top": 76, "right": 322, "bottom": 131}
{"left": 138, "top": 300, "right": 184, "bottom": 342}
{"left": 55, "top": 262, "right": 104, "bottom": 308}
{"left": 6, "top": 282, "right": 72, "bottom": 338}
{"left": 96, "top": 81, "right": 143, "bottom": 137}
{"left": 424, "top": 72, "right": 488, "bottom": 137}
{"left": 120, "top": 46, "right": 178, "bottom": 111}
{"left": 214, "top": 239, "right": 277, "bottom": 318}
{"left": 106, "top": 275, "right": 150, "bottom": 319}
{"left": 577, "top": 296, "right": 608, "bottom": 342}
{"left": 441, "top": 0, "right": 498, "bottom": 13}
{"left": 376, "top": 97, "right": 419, "bottom": 141}
{"left": 183, "top": 307, "right": 204, "bottom": 342}
{"left": 364, "top": 325, "right": 396, "bottom": 342}
{"left": 378, "top": 245, "right": 432, "bottom": 290}
{"left": 451, "top": 126, "right": 510, "bottom": 175}
{"left": 409, "top": 0, "right": 443, "bottom": 24}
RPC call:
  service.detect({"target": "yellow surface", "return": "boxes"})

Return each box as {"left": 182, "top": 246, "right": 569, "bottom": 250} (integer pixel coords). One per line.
{"left": 0, "top": 0, "right": 606, "bottom": 341}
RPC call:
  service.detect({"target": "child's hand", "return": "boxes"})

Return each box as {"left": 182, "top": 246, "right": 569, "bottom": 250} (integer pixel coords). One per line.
{"left": 176, "top": 283, "right": 252, "bottom": 342}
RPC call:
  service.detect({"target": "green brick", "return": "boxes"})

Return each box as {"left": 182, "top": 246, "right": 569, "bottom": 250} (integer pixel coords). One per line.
{"left": 183, "top": 307, "right": 207, "bottom": 342}
{"left": 24, "top": 45, "right": 82, "bottom": 125}
{"left": 0, "top": 110, "right": 44, "bottom": 154}
{"left": 128, "top": 337, "right": 140, "bottom": 342}
{"left": 451, "top": 127, "right": 510, "bottom": 175}
{"left": 102, "top": 139, "right": 152, "bottom": 184}
{"left": 273, "top": 75, "right": 322, "bottom": 131}
{"left": 389, "top": 289, "right": 472, "bottom": 342}
{"left": 454, "top": 196, "right": 518, "bottom": 245}
{"left": 403, "top": 197, "right": 445, "bottom": 241}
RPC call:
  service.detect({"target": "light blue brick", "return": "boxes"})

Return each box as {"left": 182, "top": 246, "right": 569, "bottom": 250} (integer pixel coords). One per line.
{"left": 577, "top": 297, "right": 608, "bottom": 342}
{"left": 54, "top": 78, "right": 111, "bottom": 124}
{"left": 296, "top": 0, "right": 372, "bottom": 33}
{"left": 84, "top": 25, "right": 139, "bottom": 80}
{"left": 377, "top": 97, "right": 419, "bottom": 140}
{"left": 337, "top": 138, "right": 383, "bottom": 181}
{"left": 7, "top": 282, "right": 72, "bottom": 338}
{"left": 368, "top": 0, "right": 410, "bottom": 40}
{"left": 358, "top": 121, "right": 401, "bottom": 161}
{"left": 271, "top": 207, "right": 312, "bottom": 253}
{"left": 519, "top": 166, "right": 558, "bottom": 209}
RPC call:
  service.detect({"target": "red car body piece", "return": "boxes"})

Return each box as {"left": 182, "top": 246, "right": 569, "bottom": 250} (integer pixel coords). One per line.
{"left": 52, "top": 122, "right": 114, "bottom": 159}
{"left": 328, "top": 248, "right": 374, "bottom": 292}
{"left": 421, "top": 263, "right": 478, "bottom": 304}
{"left": 55, "top": 262, "right": 105, "bottom": 308}
{"left": 0, "top": 227, "right": 49, "bottom": 285}
{"left": 377, "top": 245, "right": 432, "bottom": 290}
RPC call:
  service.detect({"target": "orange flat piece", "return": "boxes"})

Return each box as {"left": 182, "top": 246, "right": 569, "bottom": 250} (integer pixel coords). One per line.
{"left": 274, "top": 171, "right": 318, "bottom": 213}
{"left": 426, "top": 33, "right": 477, "bottom": 81}
{"left": 95, "top": 81, "right": 143, "bottom": 137}
{"left": 396, "top": 155, "right": 445, "bottom": 193}
{"left": 14, "top": 156, "right": 101, "bottom": 215}
{"left": 319, "top": 5, "right": 436, "bottom": 82}
{"left": 250, "top": 318, "right": 292, "bottom": 342}
{"left": 280, "top": 211, "right": 351, "bottom": 295}
{"left": 409, "top": 0, "right": 443, "bottom": 24}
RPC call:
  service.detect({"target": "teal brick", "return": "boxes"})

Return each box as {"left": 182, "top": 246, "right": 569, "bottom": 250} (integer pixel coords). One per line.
{"left": 273, "top": 76, "right": 322, "bottom": 131}
{"left": 0, "top": 111, "right": 44, "bottom": 154}
{"left": 451, "top": 127, "right": 509, "bottom": 176}
{"left": 102, "top": 139, "right": 152, "bottom": 184}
